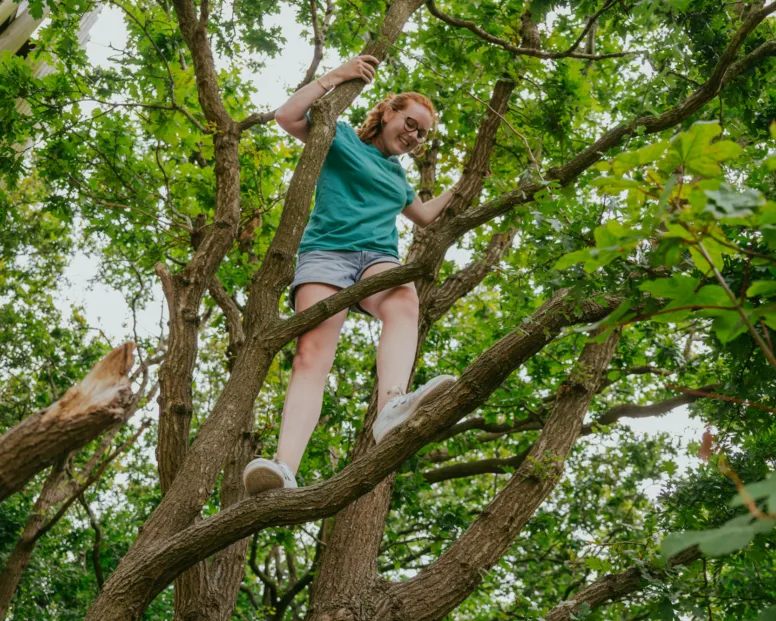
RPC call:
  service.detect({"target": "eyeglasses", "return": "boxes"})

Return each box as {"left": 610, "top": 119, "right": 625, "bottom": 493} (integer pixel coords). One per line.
{"left": 397, "top": 111, "right": 430, "bottom": 143}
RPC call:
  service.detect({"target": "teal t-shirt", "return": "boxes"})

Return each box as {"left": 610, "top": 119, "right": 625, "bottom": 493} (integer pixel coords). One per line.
{"left": 298, "top": 117, "right": 416, "bottom": 258}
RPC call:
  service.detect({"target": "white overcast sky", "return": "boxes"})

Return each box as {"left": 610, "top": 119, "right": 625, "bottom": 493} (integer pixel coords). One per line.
{"left": 57, "top": 4, "right": 707, "bottom": 481}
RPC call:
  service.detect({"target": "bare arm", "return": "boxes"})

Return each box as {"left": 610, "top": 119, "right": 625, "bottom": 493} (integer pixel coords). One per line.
{"left": 403, "top": 168, "right": 493, "bottom": 227}
{"left": 274, "top": 55, "right": 379, "bottom": 143}
{"left": 402, "top": 188, "right": 455, "bottom": 228}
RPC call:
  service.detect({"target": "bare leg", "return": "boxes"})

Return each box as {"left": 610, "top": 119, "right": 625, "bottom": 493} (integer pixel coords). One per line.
{"left": 276, "top": 283, "right": 348, "bottom": 474}
{"left": 358, "top": 263, "right": 420, "bottom": 412}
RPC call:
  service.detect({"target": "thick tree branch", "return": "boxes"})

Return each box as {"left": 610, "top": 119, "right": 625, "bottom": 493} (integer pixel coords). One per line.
{"left": 0, "top": 342, "right": 135, "bottom": 502}
{"left": 426, "top": 0, "right": 638, "bottom": 61}
{"left": 83, "top": 292, "right": 619, "bottom": 620}
{"left": 543, "top": 548, "right": 702, "bottom": 621}
{"left": 238, "top": 0, "right": 336, "bottom": 131}
{"left": 423, "top": 383, "right": 716, "bottom": 482}
{"left": 425, "top": 228, "right": 516, "bottom": 324}
{"left": 453, "top": 29, "right": 776, "bottom": 238}
{"left": 379, "top": 329, "right": 621, "bottom": 621}
{"left": 0, "top": 399, "right": 152, "bottom": 616}
{"left": 423, "top": 447, "right": 532, "bottom": 483}
{"left": 154, "top": 0, "right": 243, "bottom": 512}
{"left": 584, "top": 383, "right": 719, "bottom": 429}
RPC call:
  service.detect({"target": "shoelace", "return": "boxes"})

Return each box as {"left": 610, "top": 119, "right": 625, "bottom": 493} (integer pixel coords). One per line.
{"left": 387, "top": 385, "right": 410, "bottom": 406}
{"left": 272, "top": 458, "right": 294, "bottom": 482}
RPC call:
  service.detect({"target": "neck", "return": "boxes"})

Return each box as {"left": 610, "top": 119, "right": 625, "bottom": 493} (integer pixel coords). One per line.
{"left": 370, "top": 132, "right": 390, "bottom": 157}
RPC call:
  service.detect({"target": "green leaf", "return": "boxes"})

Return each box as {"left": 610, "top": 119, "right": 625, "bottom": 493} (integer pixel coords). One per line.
{"left": 589, "top": 176, "right": 642, "bottom": 193}
{"left": 664, "top": 0, "right": 691, "bottom": 10}
{"left": 555, "top": 249, "right": 592, "bottom": 270}
{"left": 611, "top": 142, "right": 667, "bottom": 175}
{"left": 730, "top": 475, "right": 776, "bottom": 509}
{"left": 705, "top": 140, "right": 743, "bottom": 162}
{"left": 640, "top": 275, "right": 699, "bottom": 299}
{"left": 704, "top": 184, "right": 765, "bottom": 220}
{"left": 688, "top": 238, "right": 726, "bottom": 273}
{"left": 658, "top": 597, "right": 677, "bottom": 621}
{"left": 711, "top": 311, "right": 747, "bottom": 343}
{"left": 663, "top": 122, "right": 743, "bottom": 178}
{"left": 662, "top": 223, "right": 694, "bottom": 241}
{"left": 747, "top": 281, "right": 776, "bottom": 298}
{"left": 663, "top": 515, "right": 776, "bottom": 560}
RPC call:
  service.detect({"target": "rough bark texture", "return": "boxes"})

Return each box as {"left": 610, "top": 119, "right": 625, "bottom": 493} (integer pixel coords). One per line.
{"left": 83, "top": 293, "right": 619, "bottom": 621}
{"left": 0, "top": 389, "right": 152, "bottom": 616}
{"left": 543, "top": 547, "right": 702, "bottom": 621}
{"left": 0, "top": 342, "right": 135, "bottom": 502}
{"left": 77, "top": 4, "right": 776, "bottom": 620}
{"left": 0, "top": 457, "right": 68, "bottom": 617}
{"left": 376, "top": 329, "right": 621, "bottom": 621}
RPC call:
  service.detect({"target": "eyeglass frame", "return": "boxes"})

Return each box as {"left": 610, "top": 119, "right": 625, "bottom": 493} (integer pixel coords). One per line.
{"left": 394, "top": 110, "right": 432, "bottom": 143}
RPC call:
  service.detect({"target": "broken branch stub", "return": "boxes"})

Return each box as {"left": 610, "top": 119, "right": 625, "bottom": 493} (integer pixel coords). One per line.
{"left": 0, "top": 342, "right": 136, "bottom": 502}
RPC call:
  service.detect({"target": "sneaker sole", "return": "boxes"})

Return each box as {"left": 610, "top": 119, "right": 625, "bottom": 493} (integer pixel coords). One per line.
{"left": 373, "top": 376, "right": 455, "bottom": 444}
{"left": 244, "top": 466, "right": 285, "bottom": 496}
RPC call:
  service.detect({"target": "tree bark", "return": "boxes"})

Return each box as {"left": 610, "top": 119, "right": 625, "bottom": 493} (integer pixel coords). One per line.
{"left": 81, "top": 6, "right": 776, "bottom": 620}
{"left": 0, "top": 398, "right": 151, "bottom": 616}
{"left": 543, "top": 548, "right": 702, "bottom": 620}
{"left": 82, "top": 292, "right": 618, "bottom": 621}
{"left": 0, "top": 457, "right": 68, "bottom": 617}
{"left": 375, "top": 329, "right": 621, "bottom": 621}
{"left": 0, "top": 342, "right": 135, "bottom": 502}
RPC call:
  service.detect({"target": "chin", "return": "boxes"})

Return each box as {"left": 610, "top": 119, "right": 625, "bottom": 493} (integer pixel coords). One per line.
{"left": 394, "top": 139, "right": 412, "bottom": 154}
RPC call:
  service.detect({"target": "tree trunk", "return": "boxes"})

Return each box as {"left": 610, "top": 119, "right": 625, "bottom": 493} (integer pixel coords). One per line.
{"left": 0, "top": 457, "right": 68, "bottom": 617}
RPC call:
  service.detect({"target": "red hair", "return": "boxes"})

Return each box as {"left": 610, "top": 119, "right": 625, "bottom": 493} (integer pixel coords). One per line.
{"left": 356, "top": 92, "right": 438, "bottom": 152}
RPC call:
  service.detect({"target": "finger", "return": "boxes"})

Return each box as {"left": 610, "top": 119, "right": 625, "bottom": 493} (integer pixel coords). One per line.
{"left": 365, "top": 64, "right": 376, "bottom": 79}
{"left": 361, "top": 55, "right": 380, "bottom": 65}
{"left": 360, "top": 68, "right": 372, "bottom": 83}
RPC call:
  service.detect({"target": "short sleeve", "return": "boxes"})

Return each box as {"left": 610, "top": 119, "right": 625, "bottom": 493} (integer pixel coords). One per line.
{"left": 401, "top": 169, "right": 416, "bottom": 206}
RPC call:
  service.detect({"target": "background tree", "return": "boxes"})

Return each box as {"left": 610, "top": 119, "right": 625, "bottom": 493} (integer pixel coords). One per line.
{"left": 1, "top": 0, "right": 776, "bottom": 620}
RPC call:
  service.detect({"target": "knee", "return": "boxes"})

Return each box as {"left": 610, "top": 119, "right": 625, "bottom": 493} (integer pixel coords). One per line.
{"left": 378, "top": 286, "right": 419, "bottom": 322}
{"left": 292, "top": 334, "right": 334, "bottom": 374}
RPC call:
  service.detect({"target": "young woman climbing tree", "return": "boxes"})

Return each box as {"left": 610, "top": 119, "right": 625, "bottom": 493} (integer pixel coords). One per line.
{"left": 243, "top": 55, "right": 459, "bottom": 494}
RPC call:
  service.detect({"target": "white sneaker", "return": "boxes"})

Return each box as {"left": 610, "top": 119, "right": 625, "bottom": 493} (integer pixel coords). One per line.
{"left": 243, "top": 457, "right": 298, "bottom": 496}
{"left": 373, "top": 375, "right": 456, "bottom": 444}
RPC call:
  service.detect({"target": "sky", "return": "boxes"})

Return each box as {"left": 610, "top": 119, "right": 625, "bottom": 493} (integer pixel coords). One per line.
{"left": 56, "top": 2, "right": 708, "bottom": 486}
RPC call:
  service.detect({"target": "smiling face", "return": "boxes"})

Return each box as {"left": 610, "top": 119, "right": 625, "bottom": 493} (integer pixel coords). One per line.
{"left": 372, "top": 101, "right": 434, "bottom": 157}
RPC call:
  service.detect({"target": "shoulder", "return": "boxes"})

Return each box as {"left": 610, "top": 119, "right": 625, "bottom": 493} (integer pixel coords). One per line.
{"left": 335, "top": 120, "right": 359, "bottom": 142}
{"left": 303, "top": 114, "right": 357, "bottom": 139}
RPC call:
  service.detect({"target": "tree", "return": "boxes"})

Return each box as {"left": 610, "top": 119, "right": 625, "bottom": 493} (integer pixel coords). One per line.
{"left": 1, "top": 0, "right": 776, "bottom": 620}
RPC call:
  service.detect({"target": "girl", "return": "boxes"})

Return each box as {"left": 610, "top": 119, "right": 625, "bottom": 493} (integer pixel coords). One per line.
{"left": 243, "top": 55, "right": 458, "bottom": 495}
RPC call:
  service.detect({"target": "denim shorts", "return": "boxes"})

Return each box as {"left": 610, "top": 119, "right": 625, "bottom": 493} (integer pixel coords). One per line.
{"left": 289, "top": 249, "right": 402, "bottom": 316}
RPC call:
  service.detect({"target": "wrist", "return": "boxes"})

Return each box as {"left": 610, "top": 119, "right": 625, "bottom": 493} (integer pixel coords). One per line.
{"left": 329, "top": 71, "right": 345, "bottom": 87}
{"left": 321, "top": 72, "right": 339, "bottom": 89}
{"left": 316, "top": 74, "right": 333, "bottom": 91}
